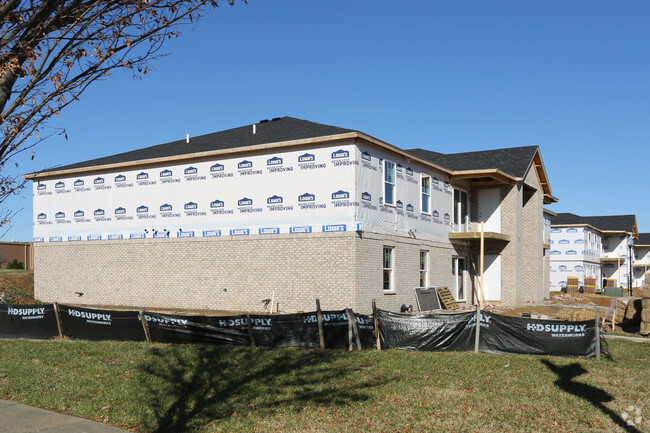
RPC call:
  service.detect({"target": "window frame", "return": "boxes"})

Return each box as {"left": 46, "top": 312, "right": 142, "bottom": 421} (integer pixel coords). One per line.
{"left": 383, "top": 246, "right": 394, "bottom": 291}
{"left": 453, "top": 188, "right": 469, "bottom": 232}
{"left": 419, "top": 250, "right": 429, "bottom": 287}
{"left": 383, "top": 160, "right": 396, "bottom": 207}
{"left": 421, "top": 174, "right": 431, "bottom": 214}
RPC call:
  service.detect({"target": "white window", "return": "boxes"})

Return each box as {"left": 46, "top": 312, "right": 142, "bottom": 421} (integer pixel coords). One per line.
{"left": 453, "top": 189, "right": 469, "bottom": 232}
{"left": 384, "top": 160, "right": 396, "bottom": 206}
{"left": 421, "top": 174, "right": 431, "bottom": 214}
{"left": 420, "top": 250, "right": 428, "bottom": 287}
{"left": 452, "top": 257, "right": 467, "bottom": 301}
{"left": 383, "top": 246, "right": 394, "bottom": 291}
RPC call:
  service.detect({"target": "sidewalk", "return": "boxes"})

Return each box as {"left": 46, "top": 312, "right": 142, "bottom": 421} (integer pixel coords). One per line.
{"left": 0, "top": 399, "right": 125, "bottom": 432}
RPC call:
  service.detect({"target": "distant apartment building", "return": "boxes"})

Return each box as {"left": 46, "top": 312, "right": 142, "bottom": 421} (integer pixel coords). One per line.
{"left": 632, "top": 233, "right": 650, "bottom": 287}
{"left": 549, "top": 213, "right": 637, "bottom": 291}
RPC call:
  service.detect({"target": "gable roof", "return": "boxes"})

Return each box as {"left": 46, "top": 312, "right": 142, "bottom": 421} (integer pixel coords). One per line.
{"left": 38, "top": 117, "right": 356, "bottom": 174}
{"left": 635, "top": 233, "right": 650, "bottom": 246}
{"left": 408, "top": 146, "right": 556, "bottom": 204}
{"left": 406, "top": 146, "right": 538, "bottom": 178}
{"left": 551, "top": 213, "right": 638, "bottom": 237}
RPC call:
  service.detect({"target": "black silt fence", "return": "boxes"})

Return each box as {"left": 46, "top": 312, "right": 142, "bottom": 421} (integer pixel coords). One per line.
{"left": 0, "top": 304, "right": 59, "bottom": 340}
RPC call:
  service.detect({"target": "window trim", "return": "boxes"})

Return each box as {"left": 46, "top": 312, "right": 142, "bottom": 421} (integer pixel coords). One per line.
{"left": 383, "top": 160, "right": 396, "bottom": 207}
{"left": 383, "top": 246, "right": 394, "bottom": 291}
{"left": 453, "top": 188, "right": 469, "bottom": 233}
{"left": 420, "top": 250, "right": 429, "bottom": 287}
{"left": 421, "top": 174, "right": 431, "bottom": 215}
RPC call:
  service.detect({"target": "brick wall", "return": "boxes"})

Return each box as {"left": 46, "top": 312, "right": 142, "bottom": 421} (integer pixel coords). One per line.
{"left": 34, "top": 232, "right": 358, "bottom": 313}
{"left": 354, "top": 232, "right": 453, "bottom": 313}
{"left": 34, "top": 230, "right": 453, "bottom": 314}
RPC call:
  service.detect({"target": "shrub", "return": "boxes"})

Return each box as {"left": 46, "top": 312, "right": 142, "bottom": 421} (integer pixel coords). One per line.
{"left": 6, "top": 259, "right": 24, "bottom": 269}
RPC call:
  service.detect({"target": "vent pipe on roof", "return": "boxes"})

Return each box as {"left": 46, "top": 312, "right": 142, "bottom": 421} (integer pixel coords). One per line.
{"left": 253, "top": 124, "right": 256, "bottom": 134}
{"left": 186, "top": 134, "right": 190, "bottom": 144}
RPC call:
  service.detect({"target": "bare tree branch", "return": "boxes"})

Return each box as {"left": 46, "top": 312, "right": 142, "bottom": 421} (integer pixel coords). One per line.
{"left": 0, "top": 0, "right": 240, "bottom": 230}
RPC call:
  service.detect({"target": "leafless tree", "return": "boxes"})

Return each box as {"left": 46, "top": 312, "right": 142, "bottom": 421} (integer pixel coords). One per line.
{"left": 0, "top": 0, "right": 238, "bottom": 227}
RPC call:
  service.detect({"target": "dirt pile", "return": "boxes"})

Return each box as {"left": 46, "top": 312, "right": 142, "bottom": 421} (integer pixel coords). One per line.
{"left": 0, "top": 271, "right": 36, "bottom": 304}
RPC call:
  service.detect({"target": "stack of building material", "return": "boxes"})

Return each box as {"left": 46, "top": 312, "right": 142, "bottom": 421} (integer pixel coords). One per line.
{"left": 605, "top": 297, "right": 643, "bottom": 331}
{"left": 641, "top": 286, "right": 650, "bottom": 336}
{"left": 566, "top": 277, "right": 579, "bottom": 294}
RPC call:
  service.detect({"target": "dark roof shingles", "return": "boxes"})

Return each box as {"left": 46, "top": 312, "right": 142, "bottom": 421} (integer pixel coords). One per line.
{"left": 551, "top": 213, "right": 636, "bottom": 233}
{"left": 49, "top": 117, "right": 355, "bottom": 172}
{"left": 407, "top": 146, "right": 539, "bottom": 178}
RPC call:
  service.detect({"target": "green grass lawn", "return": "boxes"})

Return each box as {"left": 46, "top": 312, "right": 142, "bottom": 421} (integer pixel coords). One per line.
{"left": 0, "top": 269, "right": 32, "bottom": 275}
{"left": 0, "top": 338, "right": 648, "bottom": 432}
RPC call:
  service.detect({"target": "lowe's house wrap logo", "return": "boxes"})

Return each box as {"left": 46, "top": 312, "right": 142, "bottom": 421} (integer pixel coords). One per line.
{"left": 184, "top": 201, "right": 205, "bottom": 217}
{"left": 238, "top": 197, "right": 262, "bottom": 213}
{"left": 160, "top": 203, "right": 181, "bottom": 219}
{"left": 332, "top": 190, "right": 356, "bottom": 208}
{"left": 299, "top": 192, "right": 325, "bottom": 210}
{"left": 323, "top": 224, "right": 346, "bottom": 232}
{"left": 37, "top": 183, "right": 46, "bottom": 190}
{"left": 238, "top": 159, "right": 262, "bottom": 176}
{"left": 299, "top": 193, "right": 315, "bottom": 202}
{"left": 160, "top": 169, "right": 172, "bottom": 177}
{"left": 210, "top": 162, "right": 233, "bottom": 179}
{"left": 267, "top": 195, "right": 292, "bottom": 212}
{"left": 55, "top": 181, "right": 65, "bottom": 189}
{"left": 74, "top": 210, "right": 84, "bottom": 218}
{"left": 361, "top": 192, "right": 377, "bottom": 210}
{"left": 238, "top": 160, "right": 253, "bottom": 169}
{"left": 331, "top": 149, "right": 349, "bottom": 159}
{"left": 115, "top": 174, "right": 126, "bottom": 182}
{"left": 267, "top": 156, "right": 293, "bottom": 173}
{"left": 55, "top": 211, "right": 65, "bottom": 219}
{"left": 37, "top": 213, "right": 47, "bottom": 220}
{"left": 298, "top": 152, "right": 326, "bottom": 170}
{"left": 184, "top": 166, "right": 205, "bottom": 181}
{"left": 331, "top": 149, "right": 356, "bottom": 167}
{"left": 94, "top": 177, "right": 104, "bottom": 184}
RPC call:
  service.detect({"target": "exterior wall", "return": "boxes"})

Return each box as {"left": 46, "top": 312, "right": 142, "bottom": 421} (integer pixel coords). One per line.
{"left": 354, "top": 232, "right": 454, "bottom": 313}
{"left": 633, "top": 247, "right": 650, "bottom": 287}
{"left": 549, "top": 227, "right": 603, "bottom": 291}
{"left": 520, "top": 168, "right": 545, "bottom": 303}
{"left": 543, "top": 213, "right": 552, "bottom": 293}
{"left": 34, "top": 232, "right": 358, "bottom": 313}
{"left": 34, "top": 230, "right": 456, "bottom": 314}
{"left": 0, "top": 242, "right": 33, "bottom": 269}
{"left": 602, "top": 235, "right": 633, "bottom": 288}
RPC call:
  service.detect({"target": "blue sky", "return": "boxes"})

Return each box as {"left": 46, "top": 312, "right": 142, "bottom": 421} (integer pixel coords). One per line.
{"left": 3, "top": 0, "right": 649, "bottom": 241}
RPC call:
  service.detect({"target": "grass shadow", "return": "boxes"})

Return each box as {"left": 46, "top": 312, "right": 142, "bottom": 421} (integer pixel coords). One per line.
{"left": 541, "top": 359, "right": 640, "bottom": 433}
{"left": 138, "top": 344, "right": 387, "bottom": 432}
